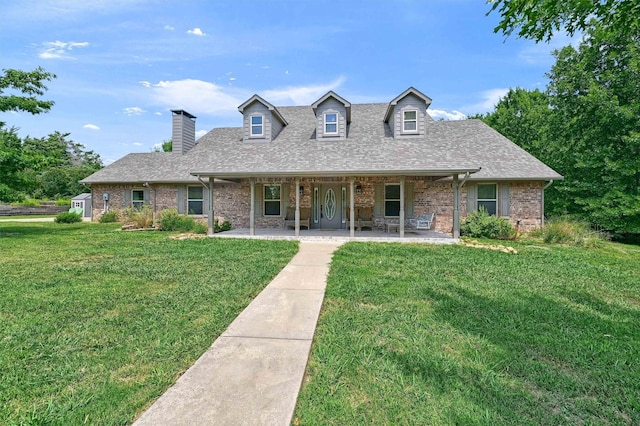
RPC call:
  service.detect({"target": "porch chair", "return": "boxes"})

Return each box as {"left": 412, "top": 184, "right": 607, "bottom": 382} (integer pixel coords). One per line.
{"left": 408, "top": 212, "right": 435, "bottom": 230}
{"left": 283, "top": 207, "right": 311, "bottom": 230}
{"left": 358, "top": 207, "right": 374, "bottom": 231}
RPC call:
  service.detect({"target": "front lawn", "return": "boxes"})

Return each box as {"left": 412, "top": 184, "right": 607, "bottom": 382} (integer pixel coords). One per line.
{"left": 294, "top": 241, "right": 640, "bottom": 425}
{"left": 0, "top": 222, "right": 298, "bottom": 425}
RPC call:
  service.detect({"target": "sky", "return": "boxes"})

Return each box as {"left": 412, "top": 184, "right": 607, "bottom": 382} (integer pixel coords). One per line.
{"left": 0, "top": 0, "right": 578, "bottom": 165}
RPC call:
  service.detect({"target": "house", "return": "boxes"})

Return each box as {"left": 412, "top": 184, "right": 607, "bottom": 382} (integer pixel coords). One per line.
{"left": 81, "top": 87, "right": 562, "bottom": 237}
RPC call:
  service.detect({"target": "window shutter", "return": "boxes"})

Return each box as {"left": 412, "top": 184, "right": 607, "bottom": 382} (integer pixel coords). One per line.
{"left": 203, "top": 185, "right": 210, "bottom": 215}
{"left": 177, "top": 186, "right": 186, "bottom": 214}
{"left": 255, "top": 184, "right": 263, "bottom": 216}
{"left": 500, "top": 183, "right": 510, "bottom": 217}
{"left": 467, "top": 184, "right": 477, "bottom": 213}
{"left": 124, "top": 189, "right": 131, "bottom": 207}
{"left": 143, "top": 189, "right": 150, "bottom": 205}
{"left": 374, "top": 183, "right": 384, "bottom": 217}
{"left": 281, "top": 183, "right": 290, "bottom": 217}
{"left": 405, "top": 182, "right": 414, "bottom": 218}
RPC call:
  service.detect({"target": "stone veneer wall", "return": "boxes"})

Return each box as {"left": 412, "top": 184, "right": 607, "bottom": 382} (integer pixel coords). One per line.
{"left": 90, "top": 179, "right": 545, "bottom": 233}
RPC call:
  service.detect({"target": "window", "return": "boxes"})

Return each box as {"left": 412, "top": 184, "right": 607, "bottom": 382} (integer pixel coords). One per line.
{"left": 403, "top": 110, "right": 418, "bottom": 132}
{"left": 132, "top": 190, "right": 144, "bottom": 209}
{"left": 385, "top": 184, "right": 401, "bottom": 217}
{"left": 187, "top": 186, "right": 204, "bottom": 215}
{"left": 477, "top": 184, "right": 497, "bottom": 215}
{"left": 264, "top": 184, "right": 281, "bottom": 216}
{"left": 250, "top": 115, "right": 263, "bottom": 137}
{"left": 324, "top": 113, "right": 338, "bottom": 134}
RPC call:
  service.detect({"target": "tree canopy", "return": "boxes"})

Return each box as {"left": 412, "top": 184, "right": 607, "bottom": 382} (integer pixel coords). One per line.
{"left": 0, "top": 67, "right": 56, "bottom": 123}
{"left": 0, "top": 67, "right": 102, "bottom": 202}
{"left": 488, "top": 0, "right": 640, "bottom": 42}
{"left": 477, "top": 24, "right": 640, "bottom": 236}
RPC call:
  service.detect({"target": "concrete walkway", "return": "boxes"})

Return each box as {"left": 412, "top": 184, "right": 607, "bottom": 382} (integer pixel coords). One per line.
{"left": 134, "top": 241, "right": 343, "bottom": 426}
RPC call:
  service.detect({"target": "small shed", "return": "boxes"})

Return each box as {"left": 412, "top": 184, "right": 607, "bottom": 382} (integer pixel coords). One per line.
{"left": 71, "top": 193, "right": 92, "bottom": 218}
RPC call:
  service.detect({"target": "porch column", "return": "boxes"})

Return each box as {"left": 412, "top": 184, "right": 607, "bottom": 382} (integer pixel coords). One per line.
{"left": 295, "top": 177, "right": 300, "bottom": 237}
{"left": 249, "top": 178, "right": 255, "bottom": 236}
{"left": 400, "top": 176, "right": 405, "bottom": 238}
{"left": 208, "top": 177, "right": 215, "bottom": 236}
{"left": 349, "top": 178, "right": 355, "bottom": 238}
{"left": 453, "top": 174, "right": 460, "bottom": 238}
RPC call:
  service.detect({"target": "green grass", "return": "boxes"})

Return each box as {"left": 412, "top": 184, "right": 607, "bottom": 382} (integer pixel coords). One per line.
{"left": 294, "top": 241, "right": 640, "bottom": 425}
{"left": 0, "top": 222, "right": 298, "bottom": 425}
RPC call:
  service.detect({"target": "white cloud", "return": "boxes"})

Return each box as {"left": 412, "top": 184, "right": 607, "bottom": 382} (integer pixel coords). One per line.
{"left": 195, "top": 130, "right": 208, "bottom": 139}
{"left": 150, "top": 79, "right": 243, "bottom": 115}
{"left": 164, "top": 25, "right": 175, "bottom": 31}
{"left": 429, "top": 109, "right": 467, "bottom": 121}
{"left": 83, "top": 124, "right": 100, "bottom": 130}
{"left": 461, "top": 88, "right": 510, "bottom": 114}
{"left": 187, "top": 27, "right": 206, "bottom": 36}
{"left": 146, "top": 76, "right": 347, "bottom": 116}
{"left": 154, "top": 112, "right": 162, "bottom": 116}
{"left": 262, "top": 76, "right": 346, "bottom": 105}
{"left": 39, "top": 40, "right": 89, "bottom": 59}
{"left": 139, "top": 81, "right": 151, "bottom": 88}
{"left": 229, "top": 77, "right": 236, "bottom": 81}
{"left": 123, "top": 106, "right": 146, "bottom": 116}
{"left": 132, "top": 142, "right": 143, "bottom": 146}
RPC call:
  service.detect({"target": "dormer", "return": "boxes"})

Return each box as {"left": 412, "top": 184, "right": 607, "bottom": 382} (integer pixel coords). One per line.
{"left": 238, "top": 95, "right": 287, "bottom": 142}
{"left": 311, "top": 91, "right": 351, "bottom": 139}
{"left": 383, "top": 87, "right": 433, "bottom": 138}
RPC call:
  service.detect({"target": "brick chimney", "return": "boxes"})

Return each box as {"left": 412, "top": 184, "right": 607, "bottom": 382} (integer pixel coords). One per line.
{"left": 171, "top": 110, "right": 196, "bottom": 154}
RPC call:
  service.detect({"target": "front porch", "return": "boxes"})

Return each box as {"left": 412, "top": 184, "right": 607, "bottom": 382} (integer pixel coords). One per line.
{"left": 212, "top": 227, "right": 457, "bottom": 244}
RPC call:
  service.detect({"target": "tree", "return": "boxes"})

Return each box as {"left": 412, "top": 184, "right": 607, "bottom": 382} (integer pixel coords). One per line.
{"left": 21, "top": 132, "right": 103, "bottom": 199}
{"left": 152, "top": 139, "right": 173, "bottom": 152}
{"left": 475, "top": 88, "right": 551, "bottom": 155}
{"left": 479, "top": 24, "right": 640, "bottom": 236}
{"left": 0, "top": 67, "right": 56, "bottom": 122}
{"left": 546, "top": 25, "right": 640, "bottom": 235}
{"left": 0, "top": 67, "right": 56, "bottom": 201}
{"left": 488, "top": 0, "right": 640, "bottom": 42}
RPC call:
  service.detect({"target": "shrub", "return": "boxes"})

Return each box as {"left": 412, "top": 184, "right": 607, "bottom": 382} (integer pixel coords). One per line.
{"left": 99, "top": 211, "right": 119, "bottom": 223}
{"left": 55, "top": 212, "right": 82, "bottom": 224}
{"left": 461, "top": 207, "right": 515, "bottom": 240}
{"left": 193, "top": 222, "right": 208, "bottom": 234}
{"left": 157, "top": 209, "right": 195, "bottom": 232}
{"left": 214, "top": 219, "right": 231, "bottom": 233}
{"left": 11, "top": 198, "right": 40, "bottom": 207}
{"left": 55, "top": 199, "right": 71, "bottom": 206}
{"left": 124, "top": 206, "right": 154, "bottom": 229}
{"left": 534, "top": 217, "right": 609, "bottom": 247}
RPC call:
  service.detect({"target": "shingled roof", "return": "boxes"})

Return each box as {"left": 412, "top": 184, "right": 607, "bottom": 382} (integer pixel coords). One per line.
{"left": 82, "top": 102, "right": 562, "bottom": 184}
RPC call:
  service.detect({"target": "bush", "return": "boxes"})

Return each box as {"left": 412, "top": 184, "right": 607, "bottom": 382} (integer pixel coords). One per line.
{"left": 55, "top": 199, "right": 71, "bottom": 206}
{"left": 461, "top": 208, "right": 515, "bottom": 240}
{"left": 55, "top": 212, "right": 82, "bottom": 224}
{"left": 532, "top": 217, "right": 609, "bottom": 247}
{"left": 157, "top": 209, "right": 195, "bottom": 232}
{"left": 193, "top": 222, "right": 208, "bottom": 234}
{"left": 10, "top": 198, "right": 40, "bottom": 207}
{"left": 123, "top": 206, "right": 154, "bottom": 229}
{"left": 99, "top": 211, "right": 119, "bottom": 223}
{"left": 214, "top": 219, "right": 231, "bottom": 233}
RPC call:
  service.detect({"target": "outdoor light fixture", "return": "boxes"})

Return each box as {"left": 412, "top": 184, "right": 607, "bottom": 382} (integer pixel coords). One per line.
{"left": 356, "top": 184, "right": 362, "bottom": 195}
{"left": 299, "top": 186, "right": 304, "bottom": 195}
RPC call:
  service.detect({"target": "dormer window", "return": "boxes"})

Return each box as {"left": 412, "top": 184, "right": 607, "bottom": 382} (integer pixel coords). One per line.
{"left": 250, "top": 115, "right": 264, "bottom": 137}
{"left": 324, "top": 113, "right": 338, "bottom": 135}
{"left": 403, "top": 110, "right": 418, "bottom": 133}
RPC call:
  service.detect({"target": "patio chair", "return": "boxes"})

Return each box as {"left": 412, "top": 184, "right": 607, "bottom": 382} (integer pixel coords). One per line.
{"left": 358, "top": 207, "right": 374, "bottom": 231}
{"left": 284, "top": 207, "right": 310, "bottom": 229}
{"left": 408, "top": 212, "right": 435, "bottom": 230}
